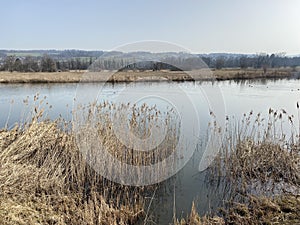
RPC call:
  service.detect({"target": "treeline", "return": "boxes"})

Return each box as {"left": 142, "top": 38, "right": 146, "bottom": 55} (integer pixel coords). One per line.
{"left": 1, "top": 53, "right": 300, "bottom": 72}
{"left": 201, "top": 53, "right": 300, "bottom": 70}
{"left": 0, "top": 55, "right": 94, "bottom": 72}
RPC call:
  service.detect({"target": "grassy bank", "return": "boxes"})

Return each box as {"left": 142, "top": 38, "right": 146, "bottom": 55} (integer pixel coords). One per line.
{"left": 0, "top": 68, "right": 296, "bottom": 83}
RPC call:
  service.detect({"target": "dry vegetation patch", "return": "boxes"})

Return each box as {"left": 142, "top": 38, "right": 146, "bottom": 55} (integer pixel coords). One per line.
{"left": 0, "top": 68, "right": 294, "bottom": 83}
{"left": 0, "top": 120, "right": 144, "bottom": 225}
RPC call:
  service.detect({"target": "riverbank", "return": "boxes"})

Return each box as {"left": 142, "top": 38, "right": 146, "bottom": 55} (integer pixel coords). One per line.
{"left": 0, "top": 102, "right": 299, "bottom": 224}
{"left": 1, "top": 117, "right": 299, "bottom": 224}
{"left": 0, "top": 68, "right": 296, "bottom": 83}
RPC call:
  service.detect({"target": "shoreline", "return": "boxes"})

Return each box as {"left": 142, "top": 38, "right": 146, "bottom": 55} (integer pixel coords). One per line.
{"left": 0, "top": 68, "right": 297, "bottom": 83}
{"left": 1, "top": 112, "right": 299, "bottom": 224}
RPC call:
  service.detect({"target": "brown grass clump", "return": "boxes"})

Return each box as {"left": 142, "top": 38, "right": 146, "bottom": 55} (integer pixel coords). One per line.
{"left": 204, "top": 108, "right": 300, "bottom": 225}
{"left": 209, "top": 109, "right": 300, "bottom": 190}
{"left": 224, "top": 139, "right": 300, "bottom": 186}
{"left": 174, "top": 195, "right": 300, "bottom": 225}
{"left": 220, "top": 194, "right": 300, "bottom": 225}
{"left": 0, "top": 119, "right": 144, "bottom": 225}
{"left": 174, "top": 202, "right": 225, "bottom": 225}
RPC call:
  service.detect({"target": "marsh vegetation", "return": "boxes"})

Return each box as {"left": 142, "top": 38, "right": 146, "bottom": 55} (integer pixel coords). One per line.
{"left": 0, "top": 68, "right": 296, "bottom": 84}
{"left": 0, "top": 82, "right": 299, "bottom": 224}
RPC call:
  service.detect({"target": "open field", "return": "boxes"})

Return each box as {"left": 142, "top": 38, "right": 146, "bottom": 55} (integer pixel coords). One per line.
{"left": 0, "top": 68, "right": 297, "bottom": 83}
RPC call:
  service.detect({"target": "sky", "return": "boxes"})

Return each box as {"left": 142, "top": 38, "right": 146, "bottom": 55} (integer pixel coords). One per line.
{"left": 1, "top": 0, "right": 300, "bottom": 55}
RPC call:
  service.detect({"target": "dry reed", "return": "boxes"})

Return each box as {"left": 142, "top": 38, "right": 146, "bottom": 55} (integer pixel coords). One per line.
{"left": 200, "top": 106, "right": 300, "bottom": 225}
{"left": 2, "top": 95, "right": 300, "bottom": 224}
{"left": 0, "top": 108, "right": 146, "bottom": 224}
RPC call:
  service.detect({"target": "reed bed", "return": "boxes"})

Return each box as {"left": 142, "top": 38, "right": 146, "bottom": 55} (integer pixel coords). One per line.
{"left": 0, "top": 95, "right": 182, "bottom": 224}
{"left": 1, "top": 94, "right": 300, "bottom": 224}
{"left": 0, "top": 68, "right": 294, "bottom": 84}
{"left": 174, "top": 106, "right": 299, "bottom": 225}
{"left": 197, "top": 105, "right": 300, "bottom": 225}
{"left": 219, "top": 194, "right": 300, "bottom": 225}
{"left": 73, "top": 101, "right": 180, "bottom": 186}
{"left": 0, "top": 109, "right": 149, "bottom": 224}
{"left": 209, "top": 107, "right": 300, "bottom": 192}
{"left": 175, "top": 194, "right": 299, "bottom": 225}
{"left": 174, "top": 202, "right": 225, "bottom": 225}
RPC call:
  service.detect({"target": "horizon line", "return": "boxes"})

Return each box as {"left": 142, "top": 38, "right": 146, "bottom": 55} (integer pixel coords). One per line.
{"left": 0, "top": 49, "right": 298, "bottom": 57}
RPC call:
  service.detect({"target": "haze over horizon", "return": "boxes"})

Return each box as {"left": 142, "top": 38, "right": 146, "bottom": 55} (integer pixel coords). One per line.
{"left": 1, "top": 0, "right": 300, "bottom": 55}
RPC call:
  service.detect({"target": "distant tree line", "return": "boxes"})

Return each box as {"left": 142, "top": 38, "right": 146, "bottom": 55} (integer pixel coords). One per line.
{"left": 201, "top": 53, "right": 300, "bottom": 70}
{"left": 0, "top": 52, "right": 300, "bottom": 72}
{"left": 0, "top": 54, "right": 94, "bottom": 72}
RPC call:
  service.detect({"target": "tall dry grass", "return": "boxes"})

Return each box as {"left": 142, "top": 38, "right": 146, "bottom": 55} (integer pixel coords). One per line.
{"left": 197, "top": 105, "right": 300, "bottom": 225}
{"left": 1, "top": 93, "right": 300, "bottom": 225}
{"left": 209, "top": 107, "right": 300, "bottom": 192}
{"left": 0, "top": 94, "right": 182, "bottom": 224}
{"left": 73, "top": 101, "right": 180, "bottom": 186}
{"left": 1, "top": 98, "right": 180, "bottom": 224}
{"left": 173, "top": 105, "right": 300, "bottom": 225}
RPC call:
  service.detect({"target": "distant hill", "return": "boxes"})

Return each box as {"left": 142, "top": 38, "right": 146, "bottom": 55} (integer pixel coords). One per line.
{"left": 0, "top": 50, "right": 104, "bottom": 59}
{"left": 198, "top": 53, "right": 256, "bottom": 59}
{"left": 1, "top": 49, "right": 297, "bottom": 61}
{"left": 0, "top": 50, "right": 258, "bottom": 60}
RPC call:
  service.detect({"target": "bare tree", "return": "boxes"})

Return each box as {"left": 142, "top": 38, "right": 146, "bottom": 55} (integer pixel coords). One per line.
{"left": 41, "top": 54, "right": 57, "bottom": 72}
{"left": 23, "top": 56, "right": 39, "bottom": 72}
{"left": 14, "top": 58, "right": 22, "bottom": 71}
{"left": 3, "top": 55, "right": 16, "bottom": 72}
{"left": 240, "top": 57, "right": 248, "bottom": 69}
{"left": 215, "top": 57, "right": 225, "bottom": 69}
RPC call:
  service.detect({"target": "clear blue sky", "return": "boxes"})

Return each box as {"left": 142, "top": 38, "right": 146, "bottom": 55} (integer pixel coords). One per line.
{"left": 1, "top": 0, "right": 300, "bottom": 55}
